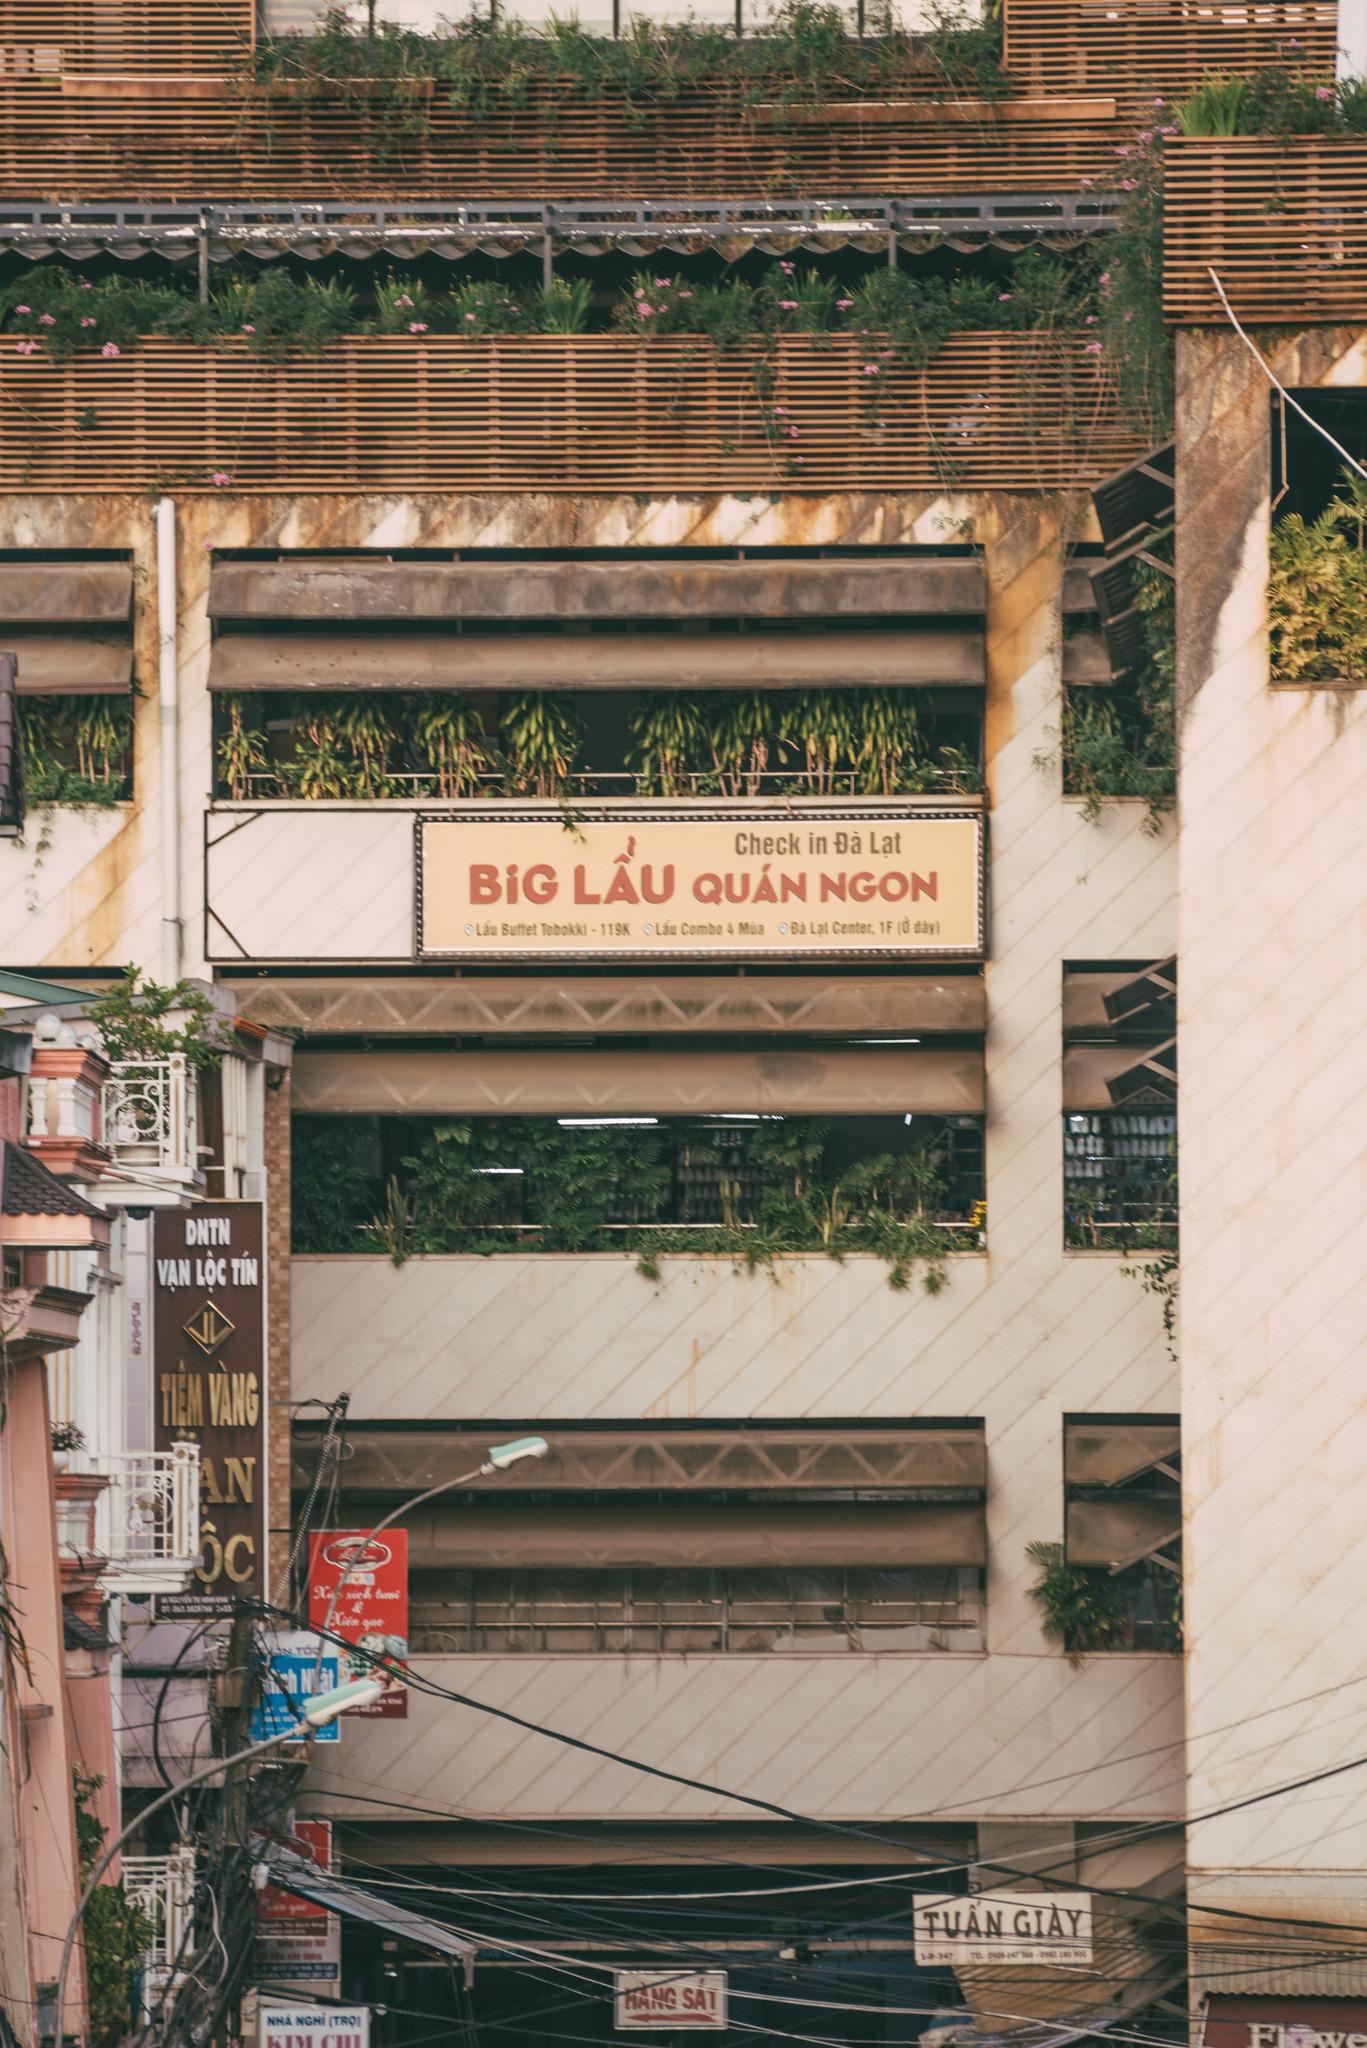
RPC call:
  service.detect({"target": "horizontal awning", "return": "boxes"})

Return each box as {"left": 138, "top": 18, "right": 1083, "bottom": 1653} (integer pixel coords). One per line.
{"left": 209, "top": 556, "right": 987, "bottom": 623}
{"left": 291, "top": 1045, "right": 985, "bottom": 1116}
{"left": 1062, "top": 630, "right": 1110, "bottom": 684}
{"left": 1065, "top": 1498, "right": 1181, "bottom": 1570}
{"left": 208, "top": 628, "right": 983, "bottom": 692}
{"left": 1065, "top": 1419, "right": 1180, "bottom": 1489}
{"left": 295, "top": 1425, "right": 987, "bottom": 1497}
{"left": 12, "top": 638, "right": 133, "bottom": 696}
{"left": 407, "top": 1499, "right": 987, "bottom": 1569}
{"left": 1062, "top": 1042, "right": 1176, "bottom": 1112}
{"left": 228, "top": 972, "right": 986, "bottom": 1039}
{"left": 0, "top": 562, "right": 132, "bottom": 624}
{"left": 1063, "top": 962, "right": 1176, "bottom": 1035}
{"left": 258, "top": 1846, "right": 476, "bottom": 1967}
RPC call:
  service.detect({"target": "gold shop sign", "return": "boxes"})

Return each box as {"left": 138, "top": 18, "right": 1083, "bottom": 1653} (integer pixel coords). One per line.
{"left": 418, "top": 808, "right": 984, "bottom": 962}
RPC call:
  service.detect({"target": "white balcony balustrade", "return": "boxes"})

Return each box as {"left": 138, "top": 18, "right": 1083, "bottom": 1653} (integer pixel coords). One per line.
{"left": 56, "top": 1443, "right": 202, "bottom": 1596}
{"left": 100, "top": 1053, "right": 201, "bottom": 1195}
{"left": 122, "top": 1847, "right": 197, "bottom": 2004}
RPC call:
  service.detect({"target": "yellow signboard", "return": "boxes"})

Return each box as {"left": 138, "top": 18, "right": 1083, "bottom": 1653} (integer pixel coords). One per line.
{"left": 418, "top": 808, "right": 984, "bottom": 961}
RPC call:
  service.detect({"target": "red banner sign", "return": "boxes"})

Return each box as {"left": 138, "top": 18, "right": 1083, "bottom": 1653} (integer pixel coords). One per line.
{"left": 306, "top": 1530, "right": 409, "bottom": 1719}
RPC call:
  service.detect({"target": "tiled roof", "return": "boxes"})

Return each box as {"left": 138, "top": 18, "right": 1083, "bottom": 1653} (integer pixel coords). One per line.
{"left": 0, "top": 1142, "right": 102, "bottom": 1220}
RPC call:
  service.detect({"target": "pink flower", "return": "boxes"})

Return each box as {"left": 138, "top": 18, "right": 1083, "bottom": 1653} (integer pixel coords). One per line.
{"left": 654, "top": 276, "right": 670, "bottom": 286}
{"left": 408, "top": 321, "right": 428, "bottom": 333}
{"left": 1122, "top": 310, "right": 1134, "bottom": 322}
{"left": 464, "top": 312, "right": 478, "bottom": 322}
{"left": 14, "top": 305, "right": 29, "bottom": 314}
{"left": 1115, "top": 144, "right": 1132, "bottom": 157}
{"left": 1136, "top": 129, "right": 1153, "bottom": 143}
{"left": 14, "top": 339, "right": 37, "bottom": 355}
{"left": 863, "top": 363, "right": 880, "bottom": 375}
{"left": 100, "top": 342, "right": 120, "bottom": 358}
{"left": 37, "top": 312, "right": 54, "bottom": 325}
{"left": 1160, "top": 123, "right": 1179, "bottom": 135}
{"left": 792, "top": 455, "right": 804, "bottom": 466}
{"left": 1153, "top": 95, "right": 1166, "bottom": 106}
{"left": 787, "top": 426, "right": 799, "bottom": 440}
{"left": 242, "top": 323, "right": 256, "bottom": 333}
{"left": 998, "top": 292, "right": 1013, "bottom": 301}
{"left": 779, "top": 260, "right": 795, "bottom": 274}
{"left": 1085, "top": 313, "right": 1098, "bottom": 324}
{"left": 641, "top": 305, "right": 655, "bottom": 317}
{"left": 211, "top": 470, "right": 232, "bottom": 486}
{"left": 836, "top": 297, "right": 853, "bottom": 310}
{"left": 773, "top": 405, "right": 788, "bottom": 415}
{"left": 1080, "top": 177, "right": 1094, "bottom": 189}
{"left": 1083, "top": 341, "right": 1103, "bottom": 355}
{"left": 779, "top": 298, "right": 798, "bottom": 309}
{"left": 634, "top": 288, "right": 647, "bottom": 299}
{"left": 80, "top": 281, "right": 92, "bottom": 290}
{"left": 1099, "top": 270, "right": 1111, "bottom": 284}
{"left": 395, "top": 293, "right": 414, "bottom": 307}
{"left": 678, "top": 290, "right": 693, "bottom": 299}
{"left": 1121, "top": 178, "right": 1137, "bottom": 190}
{"left": 1317, "top": 85, "right": 1334, "bottom": 100}
{"left": 80, "top": 316, "right": 96, "bottom": 328}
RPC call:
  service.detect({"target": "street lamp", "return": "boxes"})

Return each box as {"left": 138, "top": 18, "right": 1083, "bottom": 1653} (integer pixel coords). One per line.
{"left": 314, "top": 1433, "right": 550, "bottom": 1653}
{"left": 53, "top": 1676, "right": 382, "bottom": 2045}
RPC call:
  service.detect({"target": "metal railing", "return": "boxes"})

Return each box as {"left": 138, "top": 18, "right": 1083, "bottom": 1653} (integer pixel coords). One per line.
{"left": 90, "top": 1444, "right": 202, "bottom": 1597}
{"left": 123, "top": 1848, "right": 198, "bottom": 2000}
{"left": 101, "top": 1054, "right": 201, "bottom": 1187}
{"left": 236, "top": 764, "right": 985, "bottom": 802}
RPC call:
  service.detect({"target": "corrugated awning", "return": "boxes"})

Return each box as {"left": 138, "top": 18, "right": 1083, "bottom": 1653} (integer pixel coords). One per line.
{"left": 1064, "top": 1419, "right": 1180, "bottom": 1489}
{"left": 291, "top": 1045, "right": 986, "bottom": 1116}
{"left": 258, "top": 1847, "right": 476, "bottom": 1970}
{"left": 296, "top": 1424, "right": 987, "bottom": 1496}
{"left": 1065, "top": 1497, "right": 1180, "bottom": 1570}
{"left": 208, "top": 628, "right": 984, "bottom": 692}
{"left": 209, "top": 556, "right": 987, "bottom": 623}
{"left": 12, "top": 638, "right": 133, "bottom": 695}
{"left": 1061, "top": 1043, "right": 1177, "bottom": 1111}
{"left": 407, "top": 1499, "right": 987, "bottom": 1569}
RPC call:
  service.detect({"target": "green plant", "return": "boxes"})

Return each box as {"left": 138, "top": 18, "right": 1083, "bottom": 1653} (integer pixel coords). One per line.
{"left": 17, "top": 696, "right": 133, "bottom": 808}
{"left": 500, "top": 693, "right": 583, "bottom": 795}
{"left": 73, "top": 1771, "right": 155, "bottom": 2045}
{"left": 291, "top": 1118, "right": 381, "bottom": 1253}
{"left": 1025, "top": 1541, "right": 1134, "bottom": 1663}
{"left": 372, "top": 276, "right": 441, "bottom": 334}
{"left": 1269, "top": 473, "right": 1367, "bottom": 682}
{"left": 411, "top": 696, "right": 493, "bottom": 796}
{"left": 1174, "top": 71, "right": 1251, "bottom": 135}
{"left": 627, "top": 697, "right": 707, "bottom": 796}
{"left": 1060, "top": 555, "right": 1175, "bottom": 833}
{"left": 87, "top": 966, "right": 219, "bottom": 1070}
{"left": 539, "top": 276, "right": 593, "bottom": 335}
{"left": 51, "top": 1420, "right": 87, "bottom": 1453}
{"left": 217, "top": 696, "right": 268, "bottom": 801}
{"left": 1122, "top": 1238, "right": 1180, "bottom": 1363}
{"left": 448, "top": 277, "right": 529, "bottom": 336}
{"left": 368, "top": 1174, "right": 416, "bottom": 1266}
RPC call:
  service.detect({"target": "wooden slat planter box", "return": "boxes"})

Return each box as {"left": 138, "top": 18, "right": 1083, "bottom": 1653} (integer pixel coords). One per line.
{"left": 1006, "top": 0, "right": 1335, "bottom": 120}
{"left": 0, "top": 78, "right": 1123, "bottom": 199}
{"left": 1163, "top": 137, "right": 1367, "bottom": 324}
{"left": 0, "top": 333, "right": 1141, "bottom": 494}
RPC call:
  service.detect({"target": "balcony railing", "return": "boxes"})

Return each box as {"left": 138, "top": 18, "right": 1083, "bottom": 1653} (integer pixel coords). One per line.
{"left": 101, "top": 1054, "right": 200, "bottom": 1190}
{"left": 0, "top": 334, "right": 1143, "bottom": 494}
{"left": 1163, "top": 136, "right": 1367, "bottom": 325}
{"left": 122, "top": 1847, "right": 197, "bottom": 1999}
{"left": 90, "top": 1445, "right": 202, "bottom": 1596}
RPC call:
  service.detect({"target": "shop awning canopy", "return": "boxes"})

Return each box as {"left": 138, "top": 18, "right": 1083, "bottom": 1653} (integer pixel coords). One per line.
{"left": 259, "top": 1847, "right": 477, "bottom": 1971}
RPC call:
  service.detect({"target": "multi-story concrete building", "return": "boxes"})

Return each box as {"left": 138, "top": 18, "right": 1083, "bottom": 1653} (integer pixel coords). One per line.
{"left": 0, "top": 0, "right": 1361, "bottom": 2042}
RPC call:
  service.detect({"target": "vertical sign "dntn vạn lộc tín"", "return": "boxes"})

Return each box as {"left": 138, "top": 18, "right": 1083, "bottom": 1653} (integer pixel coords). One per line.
{"left": 153, "top": 1203, "right": 265, "bottom": 1620}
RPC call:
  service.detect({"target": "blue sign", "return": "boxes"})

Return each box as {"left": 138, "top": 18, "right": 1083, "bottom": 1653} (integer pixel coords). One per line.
{"left": 251, "top": 1634, "right": 341, "bottom": 1743}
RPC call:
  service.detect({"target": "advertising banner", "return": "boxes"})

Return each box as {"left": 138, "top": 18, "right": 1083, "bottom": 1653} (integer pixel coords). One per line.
{"left": 250, "top": 1632, "right": 340, "bottom": 1743}
{"left": 257, "top": 1820, "right": 341, "bottom": 1994}
{"left": 152, "top": 1203, "right": 266, "bottom": 1620}
{"left": 419, "top": 809, "right": 984, "bottom": 962}
{"left": 913, "top": 1892, "right": 1093, "bottom": 1966}
{"left": 1203, "top": 1999, "right": 1367, "bottom": 2048}
{"left": 307, "top": 1531, "right": 409, "bottom": 1720}
{"left": 615, "top": 1972, "right": 728, "bottom": 2030}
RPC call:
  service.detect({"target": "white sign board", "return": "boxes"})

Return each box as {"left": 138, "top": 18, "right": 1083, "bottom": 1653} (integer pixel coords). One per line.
{"left": 615, "top": 1971, "right": 728, "bottom": 2030}
{"left": 258, "top": 2004, "right": 369, "bottom": 2048}
{"left": 913, "top": 1893, "right": 1093, "bottom": 1966}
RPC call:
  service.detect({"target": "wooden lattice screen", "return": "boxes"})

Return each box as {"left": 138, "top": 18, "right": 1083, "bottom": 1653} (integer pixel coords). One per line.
{"left": 0, "top": 334, "right": 1141, "bottom": 493}
{"left": 0, "top": 0, "right": 253, "bottom": 75}
{"left": 1163, "top": 137, "right": 1367, "bottom": 323}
